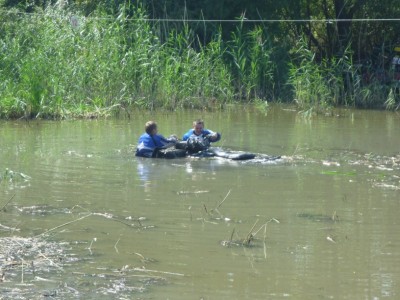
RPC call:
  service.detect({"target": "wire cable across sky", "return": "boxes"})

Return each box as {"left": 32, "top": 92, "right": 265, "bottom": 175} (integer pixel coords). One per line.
{"left": 1, "top": 9, "right": 400, "bottom": 23}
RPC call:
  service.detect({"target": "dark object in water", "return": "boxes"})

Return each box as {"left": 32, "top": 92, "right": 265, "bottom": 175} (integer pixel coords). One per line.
{"left": 208, "top": 148, "right": 256, "bottom": 160}
{"left": 169, "top": 140, "right": 280, "bottom": 161}
{"left": 177, "top": 140, "right": 256, "bottom": 160}
{"left": 186, "top": 135, "right": 210, "bottom": 154}
{"left": 297, "top": 212, "right": 339, "bottom": 222}
{"left": 152, "top": 147, "right": 187, "bottom": 159}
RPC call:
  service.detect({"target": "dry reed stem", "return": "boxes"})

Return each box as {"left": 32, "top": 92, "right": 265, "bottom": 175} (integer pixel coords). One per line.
{"left": 35, "top": 208, "right": 143, "bottom": 239}
{"left": 263, "top": 224, "right": 267, "bottom": 259}
{"left": 230, "top": 228, "right": 235, "bottom": 243}
{"left": 243, "top": 219, "right": 259, "bottom": 245}
{"left": 253, "top": 218, "right": 280, "bottom": 236}
{"left": 114, "top": 237, "right": 120, "bottom": 254}
{"left": 132, "top": 267, "right": 184, "bottom": 277}
{"left": 37, "top": 251, "right": 64, "bottom": 271}
{"left": 215, "top": 189, "right": 231, "bottom": 210}
{"left": 35, "top": 213, "right": 93, "bottom": 238}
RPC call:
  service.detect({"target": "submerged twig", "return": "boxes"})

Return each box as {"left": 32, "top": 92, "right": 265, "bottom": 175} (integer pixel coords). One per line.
{"left": 221, "top": 217, "right": 280, "bottom": 248}
{"left": 1, "top": 194, "right": 15, "bottom": 211}
{"left": 177, "top": 190, "right": 209, "bottom": 195}
{"left": 114, "top": 238, "right": 120, "bottom": 254}
{"left": 132, "top": 267, "right": 184, "bottom": 277}
{"left": 134, "top": 252, "right": 146, "bottom": 261}
{"left": 331, "top": 210, "right": 339, "bottom": 222}
{"left": 243, "top": 219, "right": 259, "bottom": 246}
{"left": 35, "top": 213, "right": 93, "bottom": 238}
{"left": 263, "top": 224, "right": 267, "bottom": 259}
{"left": 34, "top": 207, "right": 142, "bottom": 239}
{"left": 227, "top": 228, "right": 235, "bottom": 247}
{"left": 21, "top": 259, "right": 24, "bottom": 284}
{"left": 87, "top": 238, "right": 96, "bottom": 255}
{"left": 215, "top": 189, "right": 231, "bottom": 210}
{"left": 93, "top": 212, "right": 136, "bottom": 228}
{"left": 208, "top": 190, "right": 232, "bottom": 219}
{"left": 38, "top": 251, "right": 64, "bottom": 271}
{"left": 230, "top": 228, "right": 235, "bottom": 243}
{"left": 253, "top": 218, "right": 280, "bottom": 236}
{"left": 203, "top": 204, "right": 209, "bottom": 215}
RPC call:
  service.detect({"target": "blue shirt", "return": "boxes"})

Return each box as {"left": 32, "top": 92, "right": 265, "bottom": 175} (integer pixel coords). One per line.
{"left": 182, "top": 129, "right": 221, "bottom": 142}
{"left": 136, "top": 133, "right": 175, "bottom": 158}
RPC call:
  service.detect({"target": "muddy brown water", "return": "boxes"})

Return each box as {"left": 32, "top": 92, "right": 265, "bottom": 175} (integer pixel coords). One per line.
{"left": 0, "top": 105, "right": 399, "bottom": 299}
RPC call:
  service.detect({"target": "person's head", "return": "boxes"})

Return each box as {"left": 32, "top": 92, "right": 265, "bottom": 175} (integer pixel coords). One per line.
{"left": 145, "top": 121, "right": 158, "bottom": 135}
{"left": 192, "top": 119, "right": 204, "bottom": 135}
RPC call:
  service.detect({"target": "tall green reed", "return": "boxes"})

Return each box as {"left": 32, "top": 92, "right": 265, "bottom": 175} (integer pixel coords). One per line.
{"left": 288, "top": 37, "right": 357, "bottom": 114}
{"left": 158, "top": 25, "right": 234, "bottom": 109}
{"left": 227, "top": 20, "right": 274, "bottom": 101}
{"left": 288, "top": 37, "right": 396, "bottom": 112}
{"left": 0, "top": 4, "right": 238, "bottom": 118}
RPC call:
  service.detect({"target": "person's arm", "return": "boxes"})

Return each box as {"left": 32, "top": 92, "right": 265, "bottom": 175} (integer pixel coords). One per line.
{"left": 182, "top": 129, "right": 194, "bottom": 141}
{"left": 136, "top": 134, "right": 155, "bottom": 157}
{"left": 158, "top": 135, "right": 177, "bottom": 148}
{"left": 203, "top": 130, "right": 221, "bottom": 142}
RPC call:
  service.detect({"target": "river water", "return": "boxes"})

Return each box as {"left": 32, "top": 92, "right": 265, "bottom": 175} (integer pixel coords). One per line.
{"left": 0, "top": 105, "right": 399, "bottom": 299}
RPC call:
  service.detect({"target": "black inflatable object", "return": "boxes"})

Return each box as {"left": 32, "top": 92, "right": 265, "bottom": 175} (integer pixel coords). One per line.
{"left": 153, "top": 148, "right": 187, "bottom": 159}
{"left": 186, "top": 135, "right": 210, "bottom": 154}
{"left": 175, "top": 141, "right": 188, "bottom": 150}
{"left": 208, "top": 148, "right": 256, "bottom": 160}
{"left": 172, "top": 140, "right": 282, "bottom": 161}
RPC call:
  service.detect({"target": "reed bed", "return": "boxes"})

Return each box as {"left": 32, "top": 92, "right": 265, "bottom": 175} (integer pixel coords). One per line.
{"left": 3, "top": 4, "right": 396, "bottom": 119}
{"left": 0, "top": 6, "right": 239, "bottom": 119}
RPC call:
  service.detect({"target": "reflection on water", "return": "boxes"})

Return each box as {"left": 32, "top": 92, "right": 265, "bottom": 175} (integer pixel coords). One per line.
{"left": 0, "top": 106, "right": 399, "bottom": 299}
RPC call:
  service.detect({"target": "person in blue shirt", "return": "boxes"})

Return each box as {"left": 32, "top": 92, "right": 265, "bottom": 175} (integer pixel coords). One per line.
{"left": 136, "top": 121, "right": 179, "bottom": 158}
{"left": 182, "top": 119, "right": 221, "bottom": 142}
{"left": 181, "top": 119, "right": 221, "bottom": 154}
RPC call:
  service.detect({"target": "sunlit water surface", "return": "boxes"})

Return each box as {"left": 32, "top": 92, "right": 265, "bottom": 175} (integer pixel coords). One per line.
{"left": 1, "top": 106, "right": 399, "bottom": 299}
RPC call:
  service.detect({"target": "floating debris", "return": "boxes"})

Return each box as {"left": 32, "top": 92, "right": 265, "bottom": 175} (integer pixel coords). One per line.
{"left": 0, "top": 168, "right": 31, "bottom": 183}
{"left": 297, "top": 212, "right": 339, "bottom": 223}
{"left": 326, "top": 236, "right": 336, "bottom": 243}
{"left": 0, "top": 236, "right": 71, "bottom": 281}
{"left": 177, "top": 190, "right": 209, "bottom": 195}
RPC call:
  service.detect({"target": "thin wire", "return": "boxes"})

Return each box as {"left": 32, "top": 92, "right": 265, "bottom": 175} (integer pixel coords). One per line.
{"left": 1, "top": 9, "right": 399, "bottom": 23}
{"left": 142, "top": 18, "right": 400, "bottom": 23}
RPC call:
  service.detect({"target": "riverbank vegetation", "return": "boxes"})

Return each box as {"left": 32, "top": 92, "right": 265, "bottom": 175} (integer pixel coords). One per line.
{"left": 1, "top": 0, "right": 400, "bottom": 119}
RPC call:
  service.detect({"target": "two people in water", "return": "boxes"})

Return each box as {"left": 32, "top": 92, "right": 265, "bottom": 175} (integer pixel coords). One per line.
{"left": 136, "top": 119, "right": 221, "bottom": 158}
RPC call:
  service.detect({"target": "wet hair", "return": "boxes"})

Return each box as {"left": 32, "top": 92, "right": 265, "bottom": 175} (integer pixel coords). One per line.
{"left": 145, "top": 121, "right": 157, "bottom": 135}
{"left": 193, "top": 119, "right": 204, "bottom": 127}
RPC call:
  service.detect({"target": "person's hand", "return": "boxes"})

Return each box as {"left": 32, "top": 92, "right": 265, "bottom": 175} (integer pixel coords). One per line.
{"left": 168, "top": 134, "right": 178, "bottom": 143}
{"left": 207, "top": 133, "right": 218, "bottom": 142}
